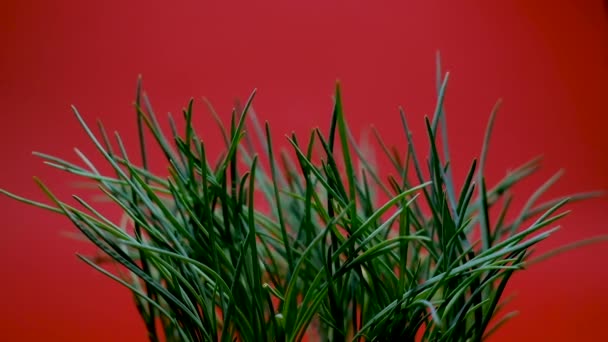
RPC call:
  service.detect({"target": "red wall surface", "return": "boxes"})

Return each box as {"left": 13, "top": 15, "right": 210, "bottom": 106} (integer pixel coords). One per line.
{"left": 1, "top": 0, "right": 607, "bottom": 340}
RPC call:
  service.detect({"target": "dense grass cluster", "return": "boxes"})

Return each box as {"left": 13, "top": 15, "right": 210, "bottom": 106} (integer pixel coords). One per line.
{"left": 2, "top": 62, "right": 602, "bottom": 341}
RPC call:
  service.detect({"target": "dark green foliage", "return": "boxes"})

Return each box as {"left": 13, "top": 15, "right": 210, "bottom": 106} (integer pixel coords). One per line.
{"left": 2, "top": 59, "right": 604, "bottom": 341}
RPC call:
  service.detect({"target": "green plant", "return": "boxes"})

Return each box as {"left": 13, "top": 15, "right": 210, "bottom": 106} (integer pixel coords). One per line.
{"left": 2, "top": 59, "right": 605, "bottom": 341}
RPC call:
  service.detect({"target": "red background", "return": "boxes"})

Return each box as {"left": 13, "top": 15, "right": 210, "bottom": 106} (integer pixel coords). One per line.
{"left": 2, "top": 0, "right": 608, "bottom": 340}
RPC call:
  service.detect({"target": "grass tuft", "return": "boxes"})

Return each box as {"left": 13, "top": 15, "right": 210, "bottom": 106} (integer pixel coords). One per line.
{"left": 2, "top": 58, "right": 606, "bottom": 341}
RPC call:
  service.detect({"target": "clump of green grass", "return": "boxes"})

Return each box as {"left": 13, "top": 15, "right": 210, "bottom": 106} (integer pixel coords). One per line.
{"left": 2, "top": 58, "right": 605, "bottom": 341}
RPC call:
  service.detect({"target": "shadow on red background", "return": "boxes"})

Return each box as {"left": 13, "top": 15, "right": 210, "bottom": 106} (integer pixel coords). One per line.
{"left": 1, "top": 0, "right": 607, "bottom": 340}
